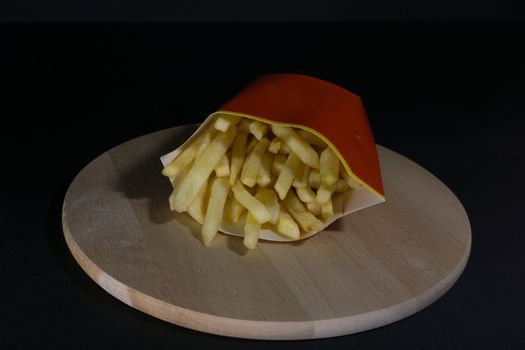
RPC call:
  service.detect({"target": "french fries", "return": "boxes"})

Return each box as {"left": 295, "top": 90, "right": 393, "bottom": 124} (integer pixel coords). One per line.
{"left": 229, "top": 131, "right": 249, "bottom": 185}
{"left": 163, "top": 114, "right": 359, "bottom": 249}
{"left": 231, "top": 181, "right": 271, "bottom": 224}
{"left": 225, "top": 195, "right": 245, "bottom": 222}
{"left": 274, "top": 152, "right": 302, "bottom": 200}
{"left": 241, "top": 137, "right": 270, "bottom": 187}
{"left": 243, "top": 213, "right": 261, "bottom": 249}
{"left": 214, "top": 114, "right": 241, "bottom": 132}
{"left": 202, "top": 178, "right": 230, "bottom": 245}
{"left": 256, "top": 188, "right": 280, "bottom": 225}
{"left": 319, "top": 148, "right": 340, "bottom": 186}
{"left": 249, "top": 120, "right": 269, "bottom": 140}
{"left": 296, "top": 186, "right": 316, "bottom": 203}
{"left": 271, "top": 154, "right": 286, "bottom": 176}
{"left": 283, "top": 190, "right": 324, "bottom": 232}
{"left": 170, "top": 126, "right": 237, "bottom": 212}
{"left": 276, "top": 208, "right": 300, "bottom": 240}
{"left": 268, "top": 137, "right": 281, "bottom": 154}
{"left": 214, "top": 154, "right": 230, "bottom": 177}
{"left": 257, "top": 153, "right": 274, "bottom": 188}
{"left": 162, "top": 129, "right": 215, "bottom": 178}
{"left": 271, "top": 125, "right": 319, "bottom": 168}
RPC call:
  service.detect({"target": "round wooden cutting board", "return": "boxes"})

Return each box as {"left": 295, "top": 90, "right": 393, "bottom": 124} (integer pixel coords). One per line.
{"left": 62, "top": 125, "right": 471, "bottom": 340}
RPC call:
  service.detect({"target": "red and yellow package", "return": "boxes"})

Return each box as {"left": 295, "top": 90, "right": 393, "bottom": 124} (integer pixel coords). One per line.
{"left": 161, "top": 74, "right": 384, "bottom": 242}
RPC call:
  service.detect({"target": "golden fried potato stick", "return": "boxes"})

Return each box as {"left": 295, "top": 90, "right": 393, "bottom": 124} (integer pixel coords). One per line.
{"left": 282, "top": 190, "right": 324, "bottom": 232}
{"left": 296, "top": 186, "right": 316, "bottom": 203}
{"left": 268, "top": 137, "right": 281, "bottom": 154}
{"left": 214, "top": 114, "right": 241, "bottom": 132}
{"left": 319, "top": 147, "right": 340, "bottom": 186}
{"left": 241, "top": 137, "right": 270, "bottom": 187}
{"left": 214, "top": 154, "right": 230, "bottom": 177}
{"left": 271, "top": 154, "right": 287, "bottom": 176}
{"left": 292, "top": 165, "right": 311, "bottom": 188}
{"left": 225, "top": 195, "right": 245, "bottom": 222}
{"left": 278, "top": 143, "right": 291, "bottom": 154}
{"left": 308, "top": 169, "right": 320, "bottom": 188}
{"left": 316, "top": 181, "right": 336, "bottom": 205}
{"left": 245, "top": 137, "right": 258, "bottom": 154}
{"left": 274, "top": 152, "right": 302, "bottom": 200}
{"left": 248, "top": 120, "right": 269, "bottom": 140}
{"left": 202, "top": 177, "right": 230, "bottom": 245}
{"left": 257, "top": 153, "right": 274, "bottom": 188}
{"left": 231, "top": 181, "right": 271, "bottom": 224}
{"left": 186, "top": 178, "right": 209, "bottom": 224}
{"left": 256, "top": 187, "right": 280, "bottom": 225}
{"left": 243, "top": 213, "right": 260, "bottom": 249}
{"left": 341, "top": 167, "right": 362, "bottom": 189}
{"left": 229, "top": 131, "right": 249, "bottom": 185}
{"left": 271, "top": 125, "right": 320, "bottom": 168}
{"left": 162, "top": 128, "right": 215, "bottom": 178}
{"left": 321, "top": 200, "right": 334, "bottom": 219}
{"left": 171, "top": 126, "right": 237, "bottom": 212}
{"left": 276, "top": 208, "right": 300, "bottom": 240}
{"left": 306, "top": 201, "right": 321, "bottom": 216}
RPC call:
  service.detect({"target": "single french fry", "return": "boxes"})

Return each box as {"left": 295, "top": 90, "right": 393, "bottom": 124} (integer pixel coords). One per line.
{"left": 241, "top": 137, "right": 270, "bottom": 187}
{"left": 297, "top": 129, "right": 326, "bottom": 147}
{"left": 195, "top": 130, "right": 217, "bottom": 160}
{"left": 276, "top": 208, "right": 300, "bottom": 240}
{"left": 202, "top": 178, "right": 230, "bottom": 246}
{"left": 316, "top": 181, "right": 337, "bottom": 204}
{"left": 321, "top": 200, "right": 334, "bottom": 219}
{"left": 306, "top": 201, "right": 321, "bottom": 216}
{"left": 341, "top": 167, "right": 362, "bottom": 189}
{"left": 292, "top": 165, "right": 311, "bottom": 188}
{"left": 335, "top": 178, "right": 349, "bottom": 192}
{"left": 239, "top": 119, "right": 251, "bottom": 132}
{"left": 225, "top": 196, "right": 245, "bottom": 222}
{"left": 214, "top": 154, "right": 230, "bottom": 177}
{"left": 319, "top": 147, "right": 340, "bottom": 186}
{"left": 231, "top": 181, "right": 271, "bottom": 224}
{"left": 256, "top": 187, "right": 280, "bottom": 225}
{"left": 271, "top": 125, "right": 320, "bottom": 168}
{"left": 243, "top": 213, "right": 261, "bottom": 249}
{"left": 168, "top": 161, "right": 193, "bottom": 211}
{"left": 257, "top": 153, "right": 274, "bottom": 187}
{"left": 282, "top": 190, "right": 324, "bottom": 232}
{"left": 229, "top": 131, "right": 249, "bottom": 185}
{"left": 249, "top": 120, "right": 269, "bottom": 140}
{"left": 171, "top": 126, "right": 237, "bottom": 212}
{"left": 278, "top": 143, "right": 291, "bottom": 154}
{"left": 274, "top": 152, "right": 302, "bottom": 200}
{"left": 296, "top": 186, "right": 316, "bottom": 203}
{"left": 268, "top": 137, "right": 281, "bottom": 154}
{"left": 186, "top": 178, "right": 209, "bottom": 225}
{"left": 246, "top": 137, "right": 258, "bottom": 155}
{"left": 162, "top": 128, "right": 215, "bottom": 178}
{"left": 308, "top": 169, "right": 320, "bottom": 188}
{"left": 214, "top": 114, "right": 241, "bottom": 132}
{"left": 271, "top": 154, "right": 287, "bottom": 176}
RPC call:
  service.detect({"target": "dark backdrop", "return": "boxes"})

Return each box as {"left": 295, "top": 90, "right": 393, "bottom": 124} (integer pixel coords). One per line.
{"left": 1, "top": 0, "right": 524, "bottom": 21}
{"left": 1, "top": 23, "right": 525, "bottom": 349}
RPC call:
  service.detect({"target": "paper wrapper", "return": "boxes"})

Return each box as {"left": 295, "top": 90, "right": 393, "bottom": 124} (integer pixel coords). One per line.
{"left": 161, "top": 73, "right": 385, "bottom": 241}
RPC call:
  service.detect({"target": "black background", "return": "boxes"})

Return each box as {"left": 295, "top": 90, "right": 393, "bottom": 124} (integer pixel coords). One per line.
{"left": 1, "top": 20, "right": 525, "bottom": 349}
{"left": 1, "top": 0, "right": 524, "bottom": 22}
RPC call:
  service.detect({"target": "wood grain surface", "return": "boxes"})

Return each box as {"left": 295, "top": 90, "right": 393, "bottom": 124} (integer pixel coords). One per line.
{"left": 62, "top": 125, "right": 471, "bottom": 340}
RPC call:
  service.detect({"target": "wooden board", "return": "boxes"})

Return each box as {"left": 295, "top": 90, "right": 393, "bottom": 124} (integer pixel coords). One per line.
{"left": 62, "top": 125, "right": 471, "bottom": 340}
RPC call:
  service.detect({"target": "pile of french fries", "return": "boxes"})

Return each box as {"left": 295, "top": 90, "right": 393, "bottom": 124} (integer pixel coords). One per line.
{"left": 162, "top": 115, "right": 361, "bottom": 249}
